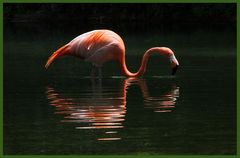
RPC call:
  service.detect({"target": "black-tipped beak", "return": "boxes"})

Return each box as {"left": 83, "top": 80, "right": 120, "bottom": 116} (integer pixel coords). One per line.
{"left": 172, "top": 65, "right": 179, "bottom": 75}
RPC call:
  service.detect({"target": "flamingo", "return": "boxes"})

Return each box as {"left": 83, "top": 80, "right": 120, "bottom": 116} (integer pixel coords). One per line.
{"left": 45, "top": 29, "right": 179, "bottom": 77}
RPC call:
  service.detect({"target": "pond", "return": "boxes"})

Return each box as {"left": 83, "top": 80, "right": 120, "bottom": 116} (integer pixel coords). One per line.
{"left": 4, "top": 22, "right": 236, "bottom": 155}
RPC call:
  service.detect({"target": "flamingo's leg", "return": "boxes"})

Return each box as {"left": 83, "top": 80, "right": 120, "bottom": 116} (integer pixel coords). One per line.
{"left": 91, "top": 64, "right": 97, "bottom": 78}
{"left": 98, "top": 67, "right": 102, "bottom": 79}
{"left": 91, "top": 65, "right": 103, "bottom": 79}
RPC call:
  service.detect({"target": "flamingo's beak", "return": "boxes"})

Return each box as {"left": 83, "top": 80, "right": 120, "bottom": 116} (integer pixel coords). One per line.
{"left": 169, "top": 54, "right": 179, "bottom": 75}
{"left": 172, "top": 65, "right": 179, "bottom": 75}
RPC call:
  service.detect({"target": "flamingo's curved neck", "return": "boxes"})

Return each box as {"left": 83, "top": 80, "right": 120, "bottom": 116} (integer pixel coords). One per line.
{"left": 119, "top": 47, "right": 171, "bottom": 77}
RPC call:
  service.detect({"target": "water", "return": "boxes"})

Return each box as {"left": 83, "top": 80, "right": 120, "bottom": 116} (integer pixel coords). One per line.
{"left": 4, "top": 22, "right": 236, "bottom": 155}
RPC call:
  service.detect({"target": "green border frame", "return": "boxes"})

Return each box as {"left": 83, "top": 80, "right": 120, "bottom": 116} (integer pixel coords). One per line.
{"left": 1, "top": 0, "right": 238, "bottom": 158}
{"left": 0, "top": 0, "right": 238, "bottom": 3}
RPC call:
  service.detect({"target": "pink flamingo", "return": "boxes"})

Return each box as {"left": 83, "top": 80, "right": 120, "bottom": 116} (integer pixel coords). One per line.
{"left": 45, "top": 29, "right": 179, "bottom": 77}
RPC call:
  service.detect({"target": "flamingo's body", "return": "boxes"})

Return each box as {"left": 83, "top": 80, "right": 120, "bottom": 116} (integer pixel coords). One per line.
{"left": 45, "top": 29, "right": 179, "bottom": 77}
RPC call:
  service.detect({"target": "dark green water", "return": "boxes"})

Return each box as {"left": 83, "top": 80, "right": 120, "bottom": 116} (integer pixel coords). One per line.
{"left": 4, "top": 23, "right": 236, "bottom": 155}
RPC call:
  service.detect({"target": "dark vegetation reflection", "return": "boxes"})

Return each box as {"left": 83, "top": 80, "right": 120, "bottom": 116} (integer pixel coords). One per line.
{"left": 46, "top": 78, "right": 179, "bottom": 141}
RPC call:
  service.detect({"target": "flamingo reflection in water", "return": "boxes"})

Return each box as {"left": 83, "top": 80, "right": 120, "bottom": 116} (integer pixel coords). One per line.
{"left": 46, "top": 78, "right": 180, "bottom": 141}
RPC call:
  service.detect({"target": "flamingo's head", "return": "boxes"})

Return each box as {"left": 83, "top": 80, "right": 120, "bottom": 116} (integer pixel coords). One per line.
{"left": 169, "top": 54, "right": 179, "bottom": 75}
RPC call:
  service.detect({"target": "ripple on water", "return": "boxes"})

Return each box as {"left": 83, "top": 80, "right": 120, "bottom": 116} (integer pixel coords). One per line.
{"left": 46, "top": 79, "right": 180, "bottom": 141}
{"left": 46, "top": 86, "right": 126, "bottom": 141}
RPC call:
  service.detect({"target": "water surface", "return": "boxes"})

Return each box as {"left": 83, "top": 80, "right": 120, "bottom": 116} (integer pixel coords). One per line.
{"left": 4, "top": 22, "right": 236, "bottom": 155}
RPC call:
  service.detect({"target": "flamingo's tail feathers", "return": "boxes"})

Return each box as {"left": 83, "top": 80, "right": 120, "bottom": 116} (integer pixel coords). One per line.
{"left": 45, "top": 44, "right": 70, "bottom": 69}
{"left": 45, "top": 51, "right": 59, "bottom": 69}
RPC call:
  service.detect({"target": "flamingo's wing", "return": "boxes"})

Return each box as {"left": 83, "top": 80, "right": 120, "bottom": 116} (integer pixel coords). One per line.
{"left": 85, "top": 42, "right": 121, "bottom": 66}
